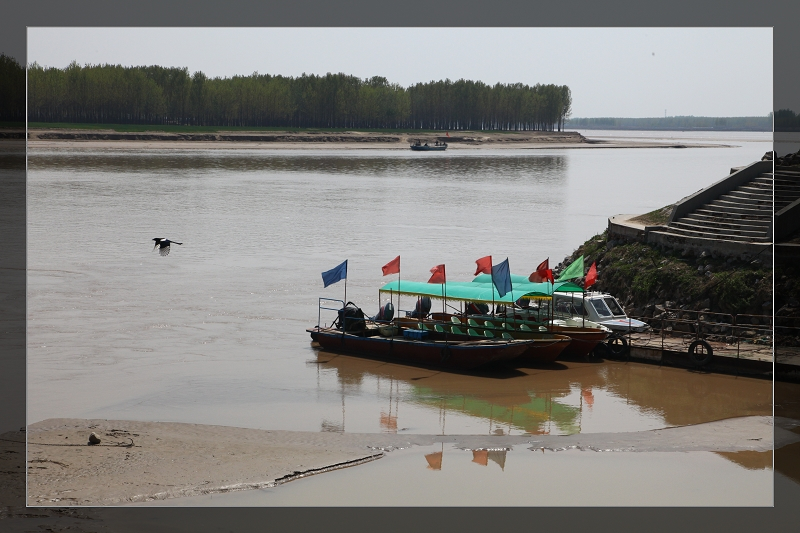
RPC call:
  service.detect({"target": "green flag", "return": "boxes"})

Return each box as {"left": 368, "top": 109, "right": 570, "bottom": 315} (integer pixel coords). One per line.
{"left": 556, "top": 255, "right": 584, "bottom": 281}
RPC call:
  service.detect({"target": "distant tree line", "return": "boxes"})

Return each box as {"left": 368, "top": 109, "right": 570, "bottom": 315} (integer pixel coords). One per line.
{"left": 775, "top": 109, "right": 800, "bottom": 132}
{"left": 566, "top": 115, "right": 772, "bottom": 132}
{"left": 25, "top": 61, "right": 573, "bottom": 131}
{"left": 0, "top": 54, "right": 25, "bottom": 122}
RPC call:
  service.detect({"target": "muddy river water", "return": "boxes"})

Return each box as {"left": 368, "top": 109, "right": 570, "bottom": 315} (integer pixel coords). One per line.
{"left": 25, "top": 132, "right": 793, "bottom": 505}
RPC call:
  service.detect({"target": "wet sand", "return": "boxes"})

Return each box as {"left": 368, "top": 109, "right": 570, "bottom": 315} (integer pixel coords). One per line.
{"left": 23, "top": 415, "right": 796, "bottom": 506}
{"left": 24, "top": 128, "right": 727, "bottom": 150}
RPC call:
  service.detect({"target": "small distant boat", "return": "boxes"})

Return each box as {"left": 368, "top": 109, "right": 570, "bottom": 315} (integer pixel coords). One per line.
{"left": 410, "top": 139, "right": 447, "bottom": 151}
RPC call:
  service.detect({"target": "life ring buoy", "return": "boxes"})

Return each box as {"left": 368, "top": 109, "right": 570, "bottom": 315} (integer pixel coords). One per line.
{"left": 688, "top": 340, "right": 713, "bottom": 367}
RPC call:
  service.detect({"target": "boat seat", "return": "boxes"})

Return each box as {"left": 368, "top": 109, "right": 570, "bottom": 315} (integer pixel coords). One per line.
{"left": 417, "top": 323, "right": 430, "bottom": 331}
{"left": 483, "top": 320, "right": 495, "bottom": 328}
{"left": 467, "top": 318, "right": 480, "bottom": 328}
{"left": 451, "top": 316, "right": 462, "bottom": 325}
{"left": 434, "top": 324, "right": 445, "bottom": 333}
{"left": 501, "top": 332, "right": 514, "bottom": 340}
{"left": 450, "top": 325, "right": 465, "bottom": 335}
{"left": 468, "top": 328, "right": 482, "bottom": 337}
{"left": 539, "top": 326, "right": 548, "bottom": 332}
{"left": 519, "top": 324, "right": 532, "bottom": 331}
{"left": 501, "top": 323, "right": 515, "bottom": 330}
{"left": 483, "top": 330, "right": 494, "bottom": 339}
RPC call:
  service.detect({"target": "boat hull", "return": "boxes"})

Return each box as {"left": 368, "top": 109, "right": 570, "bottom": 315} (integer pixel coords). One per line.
{"left": 307, "top": 327, "right": 529, "bottom": 370}
{"left": 398, "top": 317, "right": 571, "bottom": 365}
{"left": 432, "top": 313, "right": 608, "bottom": 359}
{"left": 515, "top": 336, "right": 572, "bottom": 364}
{"left": 545, "top": 326, "right": 607, "bottom": 357}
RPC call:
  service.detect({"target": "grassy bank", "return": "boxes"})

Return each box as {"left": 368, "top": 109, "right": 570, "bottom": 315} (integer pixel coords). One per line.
{"left": 558, "top": 231, "right": 775, "bottom": 319}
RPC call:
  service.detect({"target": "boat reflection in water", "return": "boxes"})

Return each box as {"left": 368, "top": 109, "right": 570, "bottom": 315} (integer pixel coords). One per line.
{"left": 310, "top": 347, "right": 772, "bottom": 436}
{"left": 425, "top": 444, "right": 443, "bottom": 470}
{"left": 424, "top": 445, "right": 508, "bottom": 472}
{"left": 472, "top": 448, "right": 508, "bottom": 470}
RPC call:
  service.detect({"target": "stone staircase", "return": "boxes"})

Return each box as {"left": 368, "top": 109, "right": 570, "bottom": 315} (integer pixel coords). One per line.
{"left": 775, "top": 168, "right": 800, "bottom": 212}
{"left": 611, "top": 160, "right": 800, "bottom": 258}
{"left": 775, "top": 168, "right": 800, "bottom": 242}
{"left": 663, "top": 173, "right": 773, "bottom": 243}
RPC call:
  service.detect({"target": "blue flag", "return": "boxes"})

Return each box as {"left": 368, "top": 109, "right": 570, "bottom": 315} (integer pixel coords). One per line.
{"left": 492, "top": 258, "right": 512, "bottom": 298}
{"left": 321, "top": 260, "right": 348, "bottom": 288}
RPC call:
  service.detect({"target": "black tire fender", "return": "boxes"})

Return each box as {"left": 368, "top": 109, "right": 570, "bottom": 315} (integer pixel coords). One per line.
{"left": 607, "top": 334, "right": 629, "bottom": 359}
{"left": 688, "top": 340, "right": 713, "bottom": 367}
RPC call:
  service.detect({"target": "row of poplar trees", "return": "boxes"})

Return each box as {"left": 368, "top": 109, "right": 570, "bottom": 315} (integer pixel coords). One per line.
{"left": 0, "top": 54, "right": 25, "bottom": 122}
{"left": 26, "top": 61, "right": 573, "bottom": 131}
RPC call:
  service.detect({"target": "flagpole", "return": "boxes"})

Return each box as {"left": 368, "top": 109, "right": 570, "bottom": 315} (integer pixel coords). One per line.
{"left": 442, "top": 265, "right": 446, "bottom": 315}
{"left": 490, "top": 260, "right": 495, "bottom": 315}
{"left": 581, "top": 289, "right": 586, "bottom": 328}
{"left": 508, "top": 259, "right": 513, "bottom": 321}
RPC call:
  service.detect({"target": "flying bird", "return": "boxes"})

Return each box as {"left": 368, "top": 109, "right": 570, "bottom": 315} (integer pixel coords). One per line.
{"left": 152, "top": 238, "right": 182, "bottom": 256}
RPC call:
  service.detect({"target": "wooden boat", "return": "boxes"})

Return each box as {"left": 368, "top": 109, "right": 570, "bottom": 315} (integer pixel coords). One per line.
{"left": 307, "top": 325, "right": 537, "bottom": 370}
{"left": 464, "top": 273, "right": 612, "bottom": 357}
{"left": 445, "top": 313, "right": 609, "bottom": 359}
{"left": 399, "top": 316, "right": 572, "bottom": 365}
{"left": 378, "top": 278, "right": 604, "bottom": 359}
{"left": 410, "top": 140, "right": 447, "bottom": 151}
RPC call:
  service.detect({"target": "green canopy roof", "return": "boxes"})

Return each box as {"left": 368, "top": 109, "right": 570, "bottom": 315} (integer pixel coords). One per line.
{"left": 472, "top": 273, "right": 585, "bottom": 295}
{"left": 378, "top": 279, "right": 583, "bottom": 304}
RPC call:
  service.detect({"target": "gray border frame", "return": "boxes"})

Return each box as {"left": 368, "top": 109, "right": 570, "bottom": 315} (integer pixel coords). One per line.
{"left": 2, "top": 1, "right": 796, "bottom": 530}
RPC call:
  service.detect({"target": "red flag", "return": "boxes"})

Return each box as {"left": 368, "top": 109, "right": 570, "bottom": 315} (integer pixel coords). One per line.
{"left": 474, "top": 255, "right": 492, "bottom": 276}
{"left": 581, "top": 387, "right": 594, "bottom": 409}
{"left": 446, "top": 131, "right": 450, "bottom": 137}
{"left": 428, "top": 264, "right": 446, "bottom": 284}
{"left": 585, "top": 261, "right": 597, "bottom": 288}
{"left": 381, "top": 255, "right": 400, "bottom": 276}
{"left": 528, "top": 258, "right": 553, "bottom": 284}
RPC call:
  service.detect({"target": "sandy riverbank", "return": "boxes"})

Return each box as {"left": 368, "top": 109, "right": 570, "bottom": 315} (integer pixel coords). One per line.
{"left": 21, "top": 128, "right": 729, "bottom": 150}
{"left": 18, "top": 416, "right": 795, "bottom": 506}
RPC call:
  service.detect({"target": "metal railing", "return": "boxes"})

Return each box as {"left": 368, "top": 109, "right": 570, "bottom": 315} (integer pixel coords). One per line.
{"left": 623, "top": 308, "right": 775, "bottom": 359}
{"left": 317, "top": 297, "right": 344, "bottom": 328}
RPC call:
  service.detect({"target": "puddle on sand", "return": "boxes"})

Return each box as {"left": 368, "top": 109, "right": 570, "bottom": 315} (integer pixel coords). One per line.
{"left": 139, "top": 444, "right": 772, "bottom": 507}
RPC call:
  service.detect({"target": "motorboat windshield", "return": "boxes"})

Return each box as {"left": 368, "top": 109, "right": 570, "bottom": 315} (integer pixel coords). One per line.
{"left": 589, "top": 298, "right": 613, "bottom": 317}
{"left": 603, "top": 296, "right": 626, "bottom": 316}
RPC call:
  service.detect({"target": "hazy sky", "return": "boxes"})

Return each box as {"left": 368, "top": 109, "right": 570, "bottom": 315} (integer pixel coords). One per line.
{"left": 27, "top": 27, "right": 772, "bottom": 118}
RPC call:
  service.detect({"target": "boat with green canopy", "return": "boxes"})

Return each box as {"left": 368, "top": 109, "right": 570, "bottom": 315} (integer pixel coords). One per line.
{"left": 468, "top": 273, "right": 614, "bottom": 357}
{"left": 378, "top": 279, "right": 585, "bottom": 303}
{"left": 378, "top": 277, "right": 609, "bottom": 359}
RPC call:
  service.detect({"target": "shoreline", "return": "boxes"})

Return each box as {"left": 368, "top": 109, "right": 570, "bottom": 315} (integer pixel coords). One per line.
{"left": 18, "top": 128, "right": 732, "bottom": 150}
{"left": 20, "top": 415, "right": 790, "bottom": 506}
